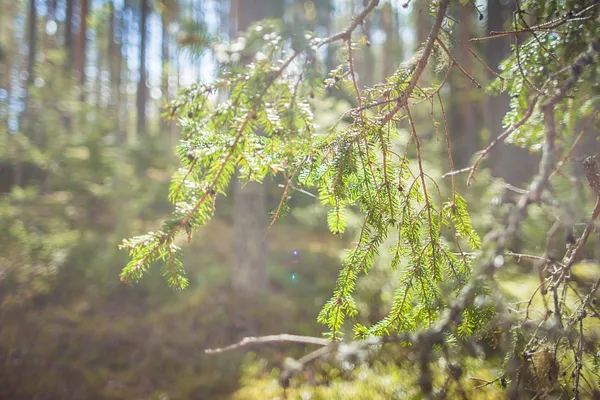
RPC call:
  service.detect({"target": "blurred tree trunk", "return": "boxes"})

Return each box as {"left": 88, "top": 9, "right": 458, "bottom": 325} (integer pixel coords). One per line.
{"left": 231, "top": 0, "right": 270, "bottom": 295}
{"left": 381, "top": 2, "right": 393, "bottom": 79}
{"left": 43, "top": 0, "right": 56, "bottom": 50}
{"left": 65, "top": 0, "right": 73, "bottom": 67}
{"left": 0, "top": 1, "right": 14, "bottom": 103}
{"left": 108, "top": 1, "right": 122, "bottom": 134}
{"left": 27, "top": 0, "right": 36, "bottom": 86}
{"left": 358, "top": 0, "right": 374, "bottom": 88}
{"left": 414, "top": 0, "right": 430, "bottom": 46}
{"left": 448, "top": 5, "right": 480, "bottom": 169}
{"left": 160, "top": 1, "right": 171, "bottom": 139}
{"left": 485, "top": 0, "right": 536, "bottom": 186}
{"left": 94, "top": 10, "right": 104, "bottom": 108}
{"left": 137, "top": 0, "right": 148, "bottom": 137}
{"left": 122, "top": 0, "right": 131, "bottom": 140}
{"left": 75, "top": 0, "right": 88, "bottom": 96}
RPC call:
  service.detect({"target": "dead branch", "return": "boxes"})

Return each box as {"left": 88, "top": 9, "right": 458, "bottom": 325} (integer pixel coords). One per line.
{"left": 205, "top": 334, "right": 329, "bottom": 354}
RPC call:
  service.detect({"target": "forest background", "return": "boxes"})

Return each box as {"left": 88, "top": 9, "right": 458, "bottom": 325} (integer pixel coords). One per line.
{"left": 1, "top": 0, "right": 599, "bottom": 398}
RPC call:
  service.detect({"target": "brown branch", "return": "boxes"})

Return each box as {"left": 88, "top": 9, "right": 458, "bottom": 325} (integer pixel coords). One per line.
{"left": 470, "top": 376, "right": 503, "bottom": 390}
{"left": 379, "top": 0, "right": 450, "bottom": 126}
{"left": 423, "top": 33, "right": 600, "bottom": 348}
{"left": 320, "top": 0, "right": 380, "bottom": 45}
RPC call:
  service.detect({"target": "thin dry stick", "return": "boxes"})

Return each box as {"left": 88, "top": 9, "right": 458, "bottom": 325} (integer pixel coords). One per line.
{"left": 437, "top": 92, "right": 455, "bottom": 201}
{"left": 549, "top": 129, "right": 587, "bottom": 180}
{"left": 205, "top": 334, "right": 329, "bottom": 354}
{"left": 443, "top": 28, "right": 504, "bottom": 86}
{"left": 441, "top": 166, "right": 474, "bottom": 178}
{"left": 413, "top": 65, "right": 454, "bottom": 105}
{"left": 505, "top": 252, "right": 559, "bottom": 265}
{"left": 267, "top": 155, "right": 310, "bottom": 233}
{"left": 436, "top": 39, "right": 481, "bottom": 89}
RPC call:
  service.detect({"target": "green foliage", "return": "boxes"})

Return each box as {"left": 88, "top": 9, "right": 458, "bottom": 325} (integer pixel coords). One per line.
{"left": 122, "top": 13, "right": 482, "bottom": 342}
{"left": 121, "top": 1, "right": 600, "bottom": 396}
{"left": 234, "top": 354, "right": 505, "bottom": 399}
{"left": 489, "top": 0, "right": 600, "bottom": 149}
{"left": 0, "top": 50, "right": 173, "bottom": 306}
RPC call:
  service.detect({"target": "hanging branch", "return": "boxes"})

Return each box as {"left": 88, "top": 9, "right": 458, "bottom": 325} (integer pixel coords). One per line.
{"left": 204, "top": 33, "right": 600, "bottom": 397}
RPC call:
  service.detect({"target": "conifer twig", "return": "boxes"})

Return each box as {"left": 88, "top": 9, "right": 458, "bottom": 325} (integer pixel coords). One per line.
{"left": 469, "top": 2, "right": 599, "bottom": 42}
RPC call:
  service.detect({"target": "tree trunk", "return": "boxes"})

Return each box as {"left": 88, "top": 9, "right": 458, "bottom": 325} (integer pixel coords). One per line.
{"left": 231, "top": 0, "right": 270, "bottom": 295}
{"left": 75, "top": 0, "right": 88, "bottom": 96}
{"left": 161, "top": 4, "right": 170, "bottom": 139}
{"left": 448, "top": 5, "right": 480, "bottom": 169}
{"left": 414, "top": 0, "right": 430, "bottom": 46}
{"left": 381, "top": 2, "right": 401, "bottom": 79}
{"left": 1, "top": 2, "right": 15, "bottom": 136}
{"left": 0, "top": 0, "right": 15, "bottom": 105}
{"left": 108, "top": 0, "right": 122, "bottom": 134}
{"left": 27, "top": 0, "right": 37, "bottom": 86}
{"left": 358, "top": 0, "right": 374, "bottom": 88}
{"left": 65, "top": 0, "right": 73, "bottom": 67}
{"left": 122, "top": 0, "right": 131, "bottom": 141}
{"left": 137, "top": 0, "right": 148, "bottom": 137}
{"left": 43, "top": 0, "right": 57, "bottom": 50}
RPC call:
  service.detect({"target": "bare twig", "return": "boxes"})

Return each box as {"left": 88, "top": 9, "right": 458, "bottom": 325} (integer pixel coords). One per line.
{"left": 267, "top": 155, "right": 310, "bottom": 233}
{"left": 442, "top": 28, "right": 504, "bottom": 87}
{"left": 467, "top": 95, "right": 540, "bottom": 185}
{"left": 436, "top": 38, "right": 481, "bottom": 89}
{"left": 205, "top": 334, "right": 329, "bottom": 354}
{"left": 549, "top": 128, "right": 586, "bottom": 180}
